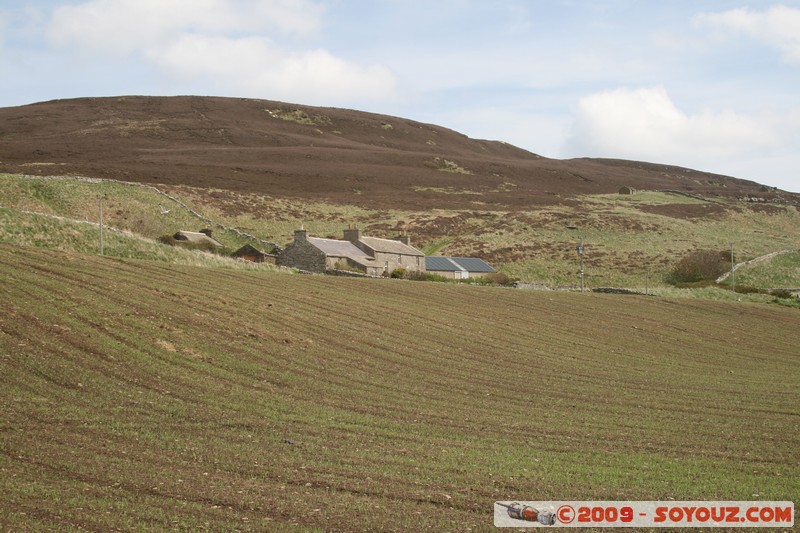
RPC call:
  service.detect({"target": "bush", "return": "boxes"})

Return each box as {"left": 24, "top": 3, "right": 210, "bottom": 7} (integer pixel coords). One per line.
{"left": 402, "top": 270, "right": 429, "bottom": 281}
{"left": 668, "top": 249, "right": 731, "bottom": 284}
{"left": 391, "top": 267, "right": 406, "bottom": 279}
{"left": 769, "top": 288, "right": 795, "bottom": 299}
{"left": 485, "top": 272, "right": 511, "bottom": 285}
{"left": 731, "top": 284, "right": 762, "bottom": 295}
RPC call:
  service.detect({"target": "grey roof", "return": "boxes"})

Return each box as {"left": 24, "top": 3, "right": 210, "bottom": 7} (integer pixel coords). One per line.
{"left": 359, "top": 236, "right": 424, "bottom": 256}
{"left": 308, "top": 237, "right": 376, "bottom": 265}
{"left": 426, "top": 256, "right": 496, "bottom": 273}
{"left": 426, "top": 256, "right": 464, "bottom": 272}
{"left": 175, "top": 231, "right": 224, "bottom": 247}
{"left": 233, "top": 244, "right": 272, "bottom": 256}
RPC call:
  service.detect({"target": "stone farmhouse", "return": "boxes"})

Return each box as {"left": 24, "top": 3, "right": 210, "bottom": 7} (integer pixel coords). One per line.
{"left": 277, "top": 227, "right": 425, "bottom": 275}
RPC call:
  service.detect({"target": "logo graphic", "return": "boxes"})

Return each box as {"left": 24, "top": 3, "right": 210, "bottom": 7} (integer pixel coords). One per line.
{"left": 496, "top": 502, "right": 556, "bottom": 525}
{"left": 494, "top": 501, "right": 794, "bottom": 528}
{"left": 557, "top": 505, "right": 575, "bottom": 524}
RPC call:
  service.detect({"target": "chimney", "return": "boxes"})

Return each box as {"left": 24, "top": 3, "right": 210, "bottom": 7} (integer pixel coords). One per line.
{"left": 398, "top": 235, "right": 411, "bottom": 246}
{"left": 343, "top": 226, "right": 361, "bottom": 243}
{"left": 294, "top": 228, "right": 308, "bottom": 242}
{"left": 199, "top": 228, "right": 213, "bottom": 237}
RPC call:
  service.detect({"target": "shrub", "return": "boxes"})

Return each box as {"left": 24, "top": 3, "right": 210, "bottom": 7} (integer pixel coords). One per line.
{"left": 485, "top": 272, "right": 511, "bottom": 285}
{"left": 668, "top": 249, "right": 731, "bottom": 284}
{"left": 391, "top": 267, "right": 406, "bottom": 279}
{"left": 402, "top": 270, "right": 429, "bottom": 281}
{"left": 769, "top": 288, "right": 795, "bottom": 299}
{"left": 732, "top": 284, "right": 762, "bottom": 295}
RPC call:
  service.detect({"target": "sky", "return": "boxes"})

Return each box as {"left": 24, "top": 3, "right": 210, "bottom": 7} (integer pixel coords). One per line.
{"left": 1, "top": 1, "right": 799, "bottom": 192}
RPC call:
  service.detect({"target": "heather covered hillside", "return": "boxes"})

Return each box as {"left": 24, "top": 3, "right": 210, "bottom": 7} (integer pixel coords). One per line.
{"left": 1, "top": 96, "right": 795, "bottom": 211}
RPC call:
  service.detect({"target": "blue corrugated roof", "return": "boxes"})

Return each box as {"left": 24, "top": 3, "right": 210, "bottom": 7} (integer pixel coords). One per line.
{"left": 426, "top": 256, "right": 463, "bottom": 271}
{"left": 426, "top": 256, "right": 495, "bottom": 273}
{"left": 451, "top": 257, "right": 496, "bottom": 273}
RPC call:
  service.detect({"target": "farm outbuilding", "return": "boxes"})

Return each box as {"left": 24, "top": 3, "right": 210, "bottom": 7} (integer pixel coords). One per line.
{"left": 425, "top": 256, "right": 496, "bottom": 279}
{"left": 232, "top": 244, "right": 276, "bottom": 264}
{"left": 173, "top": 230, "right": 224, "bottom": 248}
{"left": 618, "top": 186, "right": 637, "bottom": 195}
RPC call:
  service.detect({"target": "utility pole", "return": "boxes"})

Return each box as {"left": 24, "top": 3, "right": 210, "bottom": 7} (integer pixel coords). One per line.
{"left": 577, "top": 237, "right": 585, "bottom": 292}
{"left": 98, "top": 195, "right": 106, "bottom": 255}
{"left": 730, "top": 242, "right": 735, "bottom": 293}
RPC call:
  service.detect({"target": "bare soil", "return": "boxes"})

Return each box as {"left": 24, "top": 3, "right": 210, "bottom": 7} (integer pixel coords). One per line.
{"left": 1, "top": 243, "right": 798, "bottom": 530}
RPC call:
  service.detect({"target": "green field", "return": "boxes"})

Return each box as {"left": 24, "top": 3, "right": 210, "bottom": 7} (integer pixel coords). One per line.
{"left": 1, "top": 243, "right": 798, "bottom": 531}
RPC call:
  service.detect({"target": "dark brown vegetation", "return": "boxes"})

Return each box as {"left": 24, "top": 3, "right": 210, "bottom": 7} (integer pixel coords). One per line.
{"left": 1, "top": 96, "right": 796, "bottom": 211}
{"left": 668, "top": 249, "right": 732, "bottom": 284}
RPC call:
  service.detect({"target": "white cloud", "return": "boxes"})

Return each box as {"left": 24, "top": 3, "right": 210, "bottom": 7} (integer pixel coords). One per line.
{"left": 694, "top": 5, "right": 800, "bottom": 64}
{"left": 152, "top": 34, "right": 396, "bottom": 103}
{"left": 565, "top": 86, "right": 780, "bottom": 164}
{"left": 46, "top": 0, "right": 396, "bottom": 105}
{"left": 49, "top": 0, "right": 323, "bottom": 53}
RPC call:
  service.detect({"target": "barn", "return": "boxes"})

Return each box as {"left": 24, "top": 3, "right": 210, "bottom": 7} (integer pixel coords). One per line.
{"left": 173, "top": 230, "right": 224, "bottom": 248}
{"left": 232, "top": 244, "right": 276, "bottom": 264}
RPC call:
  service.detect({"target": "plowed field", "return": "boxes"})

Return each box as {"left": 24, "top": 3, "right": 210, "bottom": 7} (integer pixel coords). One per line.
{"left": 1, "top": 244, "right": 798, "bottom": 530}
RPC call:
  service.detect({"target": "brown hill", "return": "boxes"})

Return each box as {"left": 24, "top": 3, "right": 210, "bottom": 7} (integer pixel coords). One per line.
{"left": 0, "top": 95, "right": 791, "bottom": 209}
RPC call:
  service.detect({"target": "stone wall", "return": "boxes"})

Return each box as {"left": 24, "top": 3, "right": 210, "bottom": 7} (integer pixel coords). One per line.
{"left": 372, "top": 251, "right": 424, "bottom": 274}
{"left": 277, "top": 240, "right": 327, "bottom": 272}
{"left": 427, "top": 269, "right": 460, "bottom": 280}
{"left": 325, "top": 256, "right": 381, "bottom": 275}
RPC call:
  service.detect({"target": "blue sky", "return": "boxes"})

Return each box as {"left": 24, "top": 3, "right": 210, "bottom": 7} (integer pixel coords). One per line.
{"left": 1, "top": 1, "right": 799, "bottom": 192}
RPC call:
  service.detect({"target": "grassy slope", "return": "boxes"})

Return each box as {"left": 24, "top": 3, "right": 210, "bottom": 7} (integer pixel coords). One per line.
{"left": 0, "top": 208, "right": 284, "bottom": 273}
{"left": 734, "top": 252, "right": 800, "bottom": 288}
{"left": 1, "top": 243, "right": 798, "bottom": 531}
{"left": 3, "top": 174, "right": 798, "bottom": 290}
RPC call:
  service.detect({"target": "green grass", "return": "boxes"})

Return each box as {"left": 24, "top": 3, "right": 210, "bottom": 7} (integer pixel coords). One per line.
{"left": 422, "top": 237, "right": 453, "bottom": 256}
{"left": 2, "top": 173, "right": 799, "bottom": 292}
{"left": 733, "top": 251, "right": 800, "bottom": 288}
{"left": 0, "top": 174, "right": 255, "bottom": 251}
{"left": 0, "top": 208, "right": 283, "bottom": 271}
{"left": 1, "top": 243, "right": 798, "bottom": 530}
